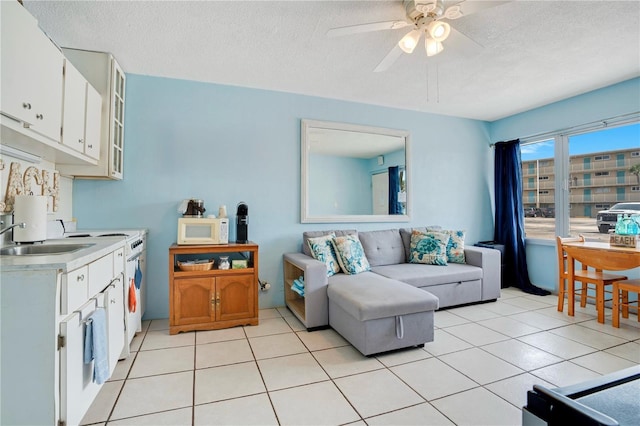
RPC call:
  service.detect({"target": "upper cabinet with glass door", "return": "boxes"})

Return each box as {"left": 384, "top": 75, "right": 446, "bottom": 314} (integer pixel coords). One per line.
{"left": 58, "top": 49, "right": 126, "bottom": 180}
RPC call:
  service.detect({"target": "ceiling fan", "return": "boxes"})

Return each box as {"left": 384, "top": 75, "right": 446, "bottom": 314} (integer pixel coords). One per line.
{"left": 327, "top": 0, "right": 509, "bottom": 72}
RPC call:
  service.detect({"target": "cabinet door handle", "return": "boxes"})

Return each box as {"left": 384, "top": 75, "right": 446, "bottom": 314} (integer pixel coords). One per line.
{"left": 78, "top": 138, "right": 84, "bottom": 144}
{"left": 22, "top": 102, "right": 31, "bottom": 110}
{"left": 211, "top": 295, "right": 216, "bottom": 308}
{"left": 87, "top": 144, "right": 93, "bottom": 149}
{"left": 77, "top": 274, "right": 85, "bottom": 282}
{"left": 36, "top": 114, "right": 43, "bottom": 120}
{"left": 110, "top": 298, "right": 116, "bottom": 304}
{"left": 216, "top": 292, "right": 221, "bottom": 305}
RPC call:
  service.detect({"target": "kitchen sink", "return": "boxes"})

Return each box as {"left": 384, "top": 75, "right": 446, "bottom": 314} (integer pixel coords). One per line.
{"left": 0, "top": 244, "right": 94, "bottom": 256}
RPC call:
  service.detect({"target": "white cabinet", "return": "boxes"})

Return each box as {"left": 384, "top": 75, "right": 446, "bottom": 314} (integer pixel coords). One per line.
{"left": 58, "top": 49, "right": 126, "bottom": 179}
{"left": 61, "top": 60, "right": 86, "bottom": 152}
{"left": 59, "top": 295, "right": 104, "bottom": 426}
{"left": 85, "top": 84, "right": 102, "bottom": 159}
{"left": 0, "top": 243, "right": 127, "bottom": 426}
{"left": 106, "top": 274, "right": 125, "bottom": 369}
{"left": 63, "top": 264, "right": 89, "bottom": 315}
{"left": 59, "top": 274, "right": 124, "bottom": 426}
{"left": 0, "top": 1, "right": 63, "bottom": 143}
{"left": 62, "top": 59, "right": 102, "bottom": 159}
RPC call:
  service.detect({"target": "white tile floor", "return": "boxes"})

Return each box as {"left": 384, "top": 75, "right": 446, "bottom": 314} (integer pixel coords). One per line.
{"left": 82, "top": 287, "right": 640, "bottom": 425}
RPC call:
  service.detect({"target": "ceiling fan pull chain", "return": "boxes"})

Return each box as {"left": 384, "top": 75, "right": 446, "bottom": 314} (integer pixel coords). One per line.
{"left": 425, "top": 63, "right": 430, "bottom": 104}
{"left": 436, "top": 63, "right": 440, "bottom": 104}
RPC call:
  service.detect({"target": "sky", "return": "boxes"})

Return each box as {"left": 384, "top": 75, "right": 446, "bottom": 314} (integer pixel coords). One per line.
{"left": 521, "top": 123, "right": 640, "bottom": 161}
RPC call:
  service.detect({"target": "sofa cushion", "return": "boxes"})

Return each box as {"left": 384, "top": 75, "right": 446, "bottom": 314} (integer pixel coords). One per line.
{"left": 302, "top": 229, "right": 357, "bottom": 257}
{"left": 331, "top": 234, "right": 371, "bottom": 275}
{"left": 358, "top": 229, "right": 405, "bottom": 266}
{"left": 400, "top": 226, "right": 441, "bottom": 261}
{"left": 440, "top": 229, "right": 466, "bottom": 264}
{"left": 327, "top": 272, "right": 439, "bottom": 321}
{"left": 409, "top": 230, "right": 450, "bottom": 266}
{"left": 370, "top": 262, "right": 483, "bottom": 288}
{"left": 307, "top": 233, "right": 341, "bottom": 276}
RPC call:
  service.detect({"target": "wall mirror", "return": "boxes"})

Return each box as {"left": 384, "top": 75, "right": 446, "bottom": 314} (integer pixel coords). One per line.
{"left": 301, "top": 119, "right": 411, "bottom": 223}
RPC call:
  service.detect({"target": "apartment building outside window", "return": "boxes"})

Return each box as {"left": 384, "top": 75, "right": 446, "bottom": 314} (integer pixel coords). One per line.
{"left": 520, "top": 121, "right": 640, "bottom": 241}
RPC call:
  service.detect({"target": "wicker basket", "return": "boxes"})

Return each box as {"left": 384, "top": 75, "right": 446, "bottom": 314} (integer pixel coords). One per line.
{"left": 177, "top": 260, "right": 214, "bottom": 271}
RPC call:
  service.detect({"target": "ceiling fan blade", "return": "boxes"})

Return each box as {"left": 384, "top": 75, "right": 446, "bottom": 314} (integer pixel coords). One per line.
{"left": 445, "top": 27, "right": 483, "bottom": 56}
{"left": 374, "top": 44, "right": 404, "bottom": 73}
{"left": 327, "top": 20, "right": 410, "bottom": 38}
{"left": 450, "top": 0, "right": 511, "bottom": 18}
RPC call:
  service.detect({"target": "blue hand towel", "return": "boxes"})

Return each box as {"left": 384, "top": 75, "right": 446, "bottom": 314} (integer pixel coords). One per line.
{"left": 84, "top": 308, "right": 110, "bottom": 385}
{"left": 134, "top": 259, "right": 142, "bottom": 290}
{"left": 83, "top": 318, "right": 93, "bottom": 364}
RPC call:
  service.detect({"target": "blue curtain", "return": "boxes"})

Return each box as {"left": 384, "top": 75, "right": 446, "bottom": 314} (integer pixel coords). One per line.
{"left": 494, "top": 139, "right": 550, "bottom": 295}
{"left": 388, "top": 166, "right": 401, "bottom": 214}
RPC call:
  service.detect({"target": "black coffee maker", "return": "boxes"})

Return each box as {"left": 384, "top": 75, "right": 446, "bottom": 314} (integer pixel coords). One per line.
{"left": 236, "top": 202, "right": 248, "bottom": 243}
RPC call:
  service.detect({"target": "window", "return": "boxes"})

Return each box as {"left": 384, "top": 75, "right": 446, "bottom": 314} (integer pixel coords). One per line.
{"left": 521, "top": 121, "right": 639, "bottom": 241}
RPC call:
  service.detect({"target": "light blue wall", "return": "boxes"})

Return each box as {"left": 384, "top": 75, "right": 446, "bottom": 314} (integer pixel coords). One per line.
{"left": 491, "top": 78, "right": 640, "bottom": 292}
{"left": 491, "top": 78, "right": 640, "bottom": 142}
{"left": 309, "top": 154, "right": 371, "bottom": 215}
{"left": 73, "top": 74, "right": 493, "bottom": 319}
{"left": 367, "top": 148, "right": 405, "bottom": 175}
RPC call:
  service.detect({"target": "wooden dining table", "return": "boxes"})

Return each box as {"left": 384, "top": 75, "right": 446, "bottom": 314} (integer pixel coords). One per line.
{"left": 562, "top": 241, "right": 640, "bottom": 323}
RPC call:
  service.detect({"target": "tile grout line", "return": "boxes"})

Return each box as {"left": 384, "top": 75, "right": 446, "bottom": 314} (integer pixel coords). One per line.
{"left": 85, "top": 300, "right": 639, "bottom": 425}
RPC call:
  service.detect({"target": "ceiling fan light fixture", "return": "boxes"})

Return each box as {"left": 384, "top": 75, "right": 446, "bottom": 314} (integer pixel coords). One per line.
{"left": 425, "top": 36, "right": 443, "bottom": 56}
{"left": 398, "top": 29, "right": 422, "bottom": 53}
{"left": 427, "top": 21, "right": 450, "bottom": 42}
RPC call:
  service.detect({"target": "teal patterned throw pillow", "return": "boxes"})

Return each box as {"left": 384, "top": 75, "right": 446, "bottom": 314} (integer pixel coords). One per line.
{"left": 307, "top": 233, "right": 341, "bottom": 277}
{"left": 442, "top": 230, "right": 466, "bottom": 264}
{"left": 331, "top": 234, "right": 371, "bottom": 275}
{"left": 409, "top": 230, "right": 450, "bottom": 266}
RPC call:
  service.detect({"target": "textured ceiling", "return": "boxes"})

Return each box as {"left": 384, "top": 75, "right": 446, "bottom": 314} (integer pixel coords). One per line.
{"left": 23, "top": 0, "right": 640, "bottom": 121}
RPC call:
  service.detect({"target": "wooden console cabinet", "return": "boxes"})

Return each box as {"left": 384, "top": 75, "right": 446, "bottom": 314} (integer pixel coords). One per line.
{"left": 169, "top": 243, "right": 259, "bottom": 335}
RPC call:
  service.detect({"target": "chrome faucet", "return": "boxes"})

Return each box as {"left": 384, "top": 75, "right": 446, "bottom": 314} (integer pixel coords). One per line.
{"left": 0, "top": 221, "right": 26, "bottom": 235}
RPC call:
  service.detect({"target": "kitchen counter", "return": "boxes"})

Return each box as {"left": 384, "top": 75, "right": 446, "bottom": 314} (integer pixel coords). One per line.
{"left": 0, "top": 236, "right": 126, "bottom": 272}
{"left": 1, "top": 234, "right": 129, "bottom": 425}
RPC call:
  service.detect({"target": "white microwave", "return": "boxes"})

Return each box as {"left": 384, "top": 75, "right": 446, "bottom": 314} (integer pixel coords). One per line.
{"left": 177, "top": 217, "right": 229, "bottom": 245}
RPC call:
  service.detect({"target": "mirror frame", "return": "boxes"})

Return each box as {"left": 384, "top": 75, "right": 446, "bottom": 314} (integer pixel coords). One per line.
{"left": 301, "top": 119, "right": 411, "bottom": 223}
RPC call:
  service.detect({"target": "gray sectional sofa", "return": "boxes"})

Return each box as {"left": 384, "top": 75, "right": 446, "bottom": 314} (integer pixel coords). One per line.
{"left": 283, "top": 228, "right": 501, "bottom": 355}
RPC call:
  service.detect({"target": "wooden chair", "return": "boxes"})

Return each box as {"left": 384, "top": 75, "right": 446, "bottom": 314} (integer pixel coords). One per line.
{"left": 612, "top": 279, "right": 640, "bottom": 328}
{"left": 556, "top": 236, "right": 627, "bottom": 321}
{"left": 557, "top": 236, "right": 587, "bottom": 312}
